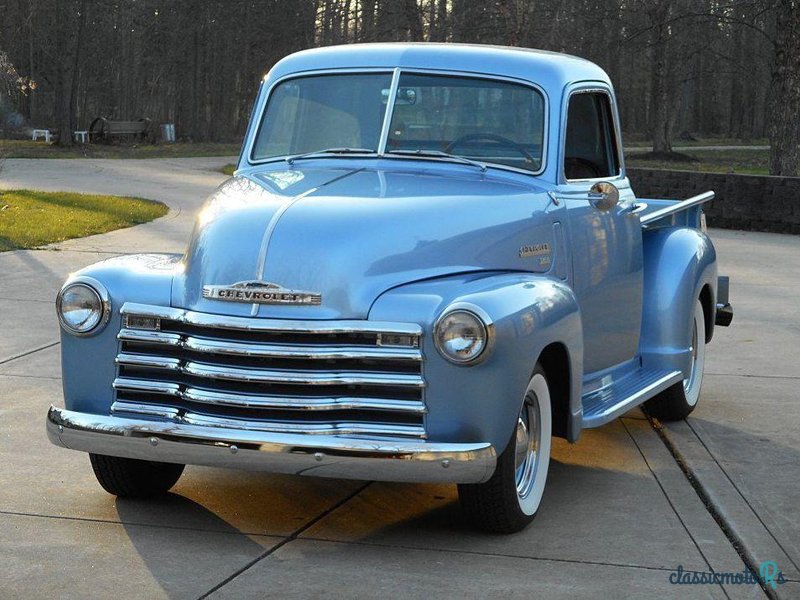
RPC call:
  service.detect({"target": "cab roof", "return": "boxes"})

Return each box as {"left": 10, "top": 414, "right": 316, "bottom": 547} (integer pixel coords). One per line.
{"left": 267, "top": 43, "right": 612, "bottom": 91}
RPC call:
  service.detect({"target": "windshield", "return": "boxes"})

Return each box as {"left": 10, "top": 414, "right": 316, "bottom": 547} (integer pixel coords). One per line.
{"left": 387, "top": 73, "right": 544, "bottom": 172}
{"left": 252, "top": 72, "right": 392, "bottom": 160}
{"left": 251, "top": 71, "right": 546, "bottom": 173}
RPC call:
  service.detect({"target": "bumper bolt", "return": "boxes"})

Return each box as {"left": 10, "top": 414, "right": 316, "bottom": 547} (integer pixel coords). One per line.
{"left": 149, "top": 437, "right": 158, "bottom": 447}
{"left": 314, "top": 452, "right": 324, "bottom": 462}
{"left": 230, "top": 445, "right": 239, "bottom": 454}
{"left": 441, "top": 459, "right": 450, "bottom": 468}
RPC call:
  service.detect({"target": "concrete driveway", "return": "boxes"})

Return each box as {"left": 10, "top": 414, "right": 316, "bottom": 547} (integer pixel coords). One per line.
{"left": 0, "top": 158, "right": 795, "bottom": 599}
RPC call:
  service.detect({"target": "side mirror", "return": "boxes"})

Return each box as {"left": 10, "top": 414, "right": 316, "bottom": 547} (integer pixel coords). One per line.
{"left": 588, "top": 182, "right": 619, "bottom": 211}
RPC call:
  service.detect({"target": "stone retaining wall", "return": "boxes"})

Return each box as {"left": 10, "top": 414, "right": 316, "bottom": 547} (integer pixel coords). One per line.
{"left": 627, "top": 168, "right": 800, "bottom": 234}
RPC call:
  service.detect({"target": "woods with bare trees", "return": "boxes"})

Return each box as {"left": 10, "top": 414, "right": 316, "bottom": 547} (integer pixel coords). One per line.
{"left": 0, "top": 0, "right": 798, "bottom": 174}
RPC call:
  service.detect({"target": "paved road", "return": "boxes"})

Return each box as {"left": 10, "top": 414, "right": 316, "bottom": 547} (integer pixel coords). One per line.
{"left": 1, "top": 158, "right": 796, "bottom": 598}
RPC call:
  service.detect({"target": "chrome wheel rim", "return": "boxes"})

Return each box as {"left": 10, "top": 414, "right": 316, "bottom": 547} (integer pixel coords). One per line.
{"left": 684, "top": 318, "right": 699, "bottom": 394}
{"left": 683, "top": 301, "right": 706, "bottom": 407}
{"left": 514, "top": 391, "right": 541, "bottom": 499}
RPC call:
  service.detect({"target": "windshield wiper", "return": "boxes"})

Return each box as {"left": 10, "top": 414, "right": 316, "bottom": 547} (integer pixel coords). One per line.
{"left": 285, "top": 147, "right": 376, "bottom": 164}
{"left": 385, "top": 149, "right": 488, "bottom": 172}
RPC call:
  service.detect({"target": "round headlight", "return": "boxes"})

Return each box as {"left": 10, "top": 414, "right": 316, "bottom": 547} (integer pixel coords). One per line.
{"left": 434, "top": 309, "right": 490, "bottom": 364}
{"left": 56, "top": 280, "right": 109, "bottom": 336}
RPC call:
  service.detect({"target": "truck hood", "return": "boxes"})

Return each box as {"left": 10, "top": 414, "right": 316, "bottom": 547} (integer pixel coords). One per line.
{"left": 172, "top": 164, "right": 556, "bottom": 319}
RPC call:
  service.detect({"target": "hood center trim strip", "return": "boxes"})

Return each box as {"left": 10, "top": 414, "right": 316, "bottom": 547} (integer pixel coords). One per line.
{"left": 250, "top": 168, "right": 364, "bottom": 315}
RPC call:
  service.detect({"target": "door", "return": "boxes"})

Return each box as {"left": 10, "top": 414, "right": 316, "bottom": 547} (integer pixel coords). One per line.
{"left": 559, "top": 87, "right": 643, "bottom": 374}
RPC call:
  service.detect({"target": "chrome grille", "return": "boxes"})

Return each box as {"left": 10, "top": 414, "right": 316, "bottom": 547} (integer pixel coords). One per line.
{"left": 112, "top": 303, "right": 426, "bottom": 438}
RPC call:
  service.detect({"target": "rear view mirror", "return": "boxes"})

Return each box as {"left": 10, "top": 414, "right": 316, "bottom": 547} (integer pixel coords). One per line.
{"left": 381, "top": 88, "right": 418, "bottom": 105}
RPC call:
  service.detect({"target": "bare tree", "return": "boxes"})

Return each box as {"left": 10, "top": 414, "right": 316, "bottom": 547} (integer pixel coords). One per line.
{"left": 0, "top": 0, "right": 794, "bottom": 157}
{"left": 768, "top": 0, "right": 800, "bottom": 175}
{"left": 375, "top": 0, "right": 423, "bottom": 41}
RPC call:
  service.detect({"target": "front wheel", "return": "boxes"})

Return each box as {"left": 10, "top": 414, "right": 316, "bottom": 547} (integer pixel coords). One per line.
{"left": 89, "top": 454, "right": 184, "bottom": 498}
{"left": 645, "top": 298, "right": 707, "bottom": 421}
{"left": 458, "top": 365, "right": 552, "bottom": 533}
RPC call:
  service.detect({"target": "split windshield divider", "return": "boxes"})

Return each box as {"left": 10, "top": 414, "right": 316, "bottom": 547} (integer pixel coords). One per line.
{"left": 377, "top": 68, "right": 401, "bottom": 157}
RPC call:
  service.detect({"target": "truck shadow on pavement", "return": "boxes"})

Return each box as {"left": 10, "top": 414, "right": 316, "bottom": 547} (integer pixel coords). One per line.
{"left": 114, "top": 493, "right": 273, "bottom": 599}
{"left": 99, "top": 417, "right": 800, "bottom": 594}
{"left": 108, "top": 447, "right": 703, "bottom": 598}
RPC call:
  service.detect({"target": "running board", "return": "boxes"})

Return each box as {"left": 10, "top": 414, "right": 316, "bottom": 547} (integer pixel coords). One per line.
{"left": 581, "top": 369, "right": 683, "bottom": 428}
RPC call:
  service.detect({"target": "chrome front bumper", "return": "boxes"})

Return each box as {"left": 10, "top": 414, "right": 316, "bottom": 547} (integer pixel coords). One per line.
{"left": 46, "top": 406, "right": 496, "bottom": 484}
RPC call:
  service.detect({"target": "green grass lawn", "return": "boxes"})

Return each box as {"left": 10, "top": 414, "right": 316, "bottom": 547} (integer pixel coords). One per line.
{"left": 0, "top": 139, "right": 241, "bottom": 159}
{"left": 624, "top": 137, "right": 769, "bottom": 148}
{"left": 627, "top": 148, "right": 770, "bottom": 175}
{"left": 0, "top": 189, "right": 168, "bottom": 252}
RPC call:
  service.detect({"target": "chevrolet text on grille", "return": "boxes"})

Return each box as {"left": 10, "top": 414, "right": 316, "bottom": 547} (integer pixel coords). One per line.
{"left": 202, "top": 281, "right": 322, "bottom": 305}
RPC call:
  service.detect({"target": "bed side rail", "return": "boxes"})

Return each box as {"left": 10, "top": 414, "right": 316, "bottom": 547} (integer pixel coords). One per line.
{"left": 640, "top": 191, "right": 715, "bottom": 227}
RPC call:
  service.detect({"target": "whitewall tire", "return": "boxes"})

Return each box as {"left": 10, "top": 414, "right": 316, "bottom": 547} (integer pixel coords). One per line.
{"left": 458, "top": 364, "right": 552, "bottom": 533}
{"left": 645, "top": 298, "right": 706, "bottom": 420}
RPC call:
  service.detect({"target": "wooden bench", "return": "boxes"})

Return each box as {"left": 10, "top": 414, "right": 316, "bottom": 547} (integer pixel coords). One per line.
{"left": 89, "top": 118, "right": 151, "bottom": 143}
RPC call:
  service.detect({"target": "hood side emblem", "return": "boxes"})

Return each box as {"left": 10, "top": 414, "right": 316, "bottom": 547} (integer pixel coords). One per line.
{"left": 519, "top": 243, "right": 551, "bottom": 259}
{"left": 203, "top": 280, "right": 322, "bottom": 305}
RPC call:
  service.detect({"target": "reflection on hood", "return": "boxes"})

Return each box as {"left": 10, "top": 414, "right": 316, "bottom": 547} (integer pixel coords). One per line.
{"left": 173, "top": 164, "right": 556, "bottom": 319}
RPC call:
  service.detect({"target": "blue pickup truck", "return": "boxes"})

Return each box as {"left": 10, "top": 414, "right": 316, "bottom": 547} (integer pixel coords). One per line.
{"left": 48, "top": 43, "right": 732, "bottom": 533}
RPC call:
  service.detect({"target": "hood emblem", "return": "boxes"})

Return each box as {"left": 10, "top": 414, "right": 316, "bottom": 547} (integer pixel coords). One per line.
{"left": 202, "top": 281, "right": 321, "bottom": 305}
{"left": 519, "top": 243, "right": 550, "bottom": 259}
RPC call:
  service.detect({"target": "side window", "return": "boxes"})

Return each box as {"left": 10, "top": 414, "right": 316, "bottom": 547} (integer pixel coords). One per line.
{"left": 564, "top": 92, "right": 619, "bottom": 180}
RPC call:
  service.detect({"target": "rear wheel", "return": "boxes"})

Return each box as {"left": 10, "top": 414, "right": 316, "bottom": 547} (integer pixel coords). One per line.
{"left": 89, "top": 454, "right": 184, "bottom": 498}
{"left": 645, "top": 299, "right": 706, "bottom": 421}
{"left": 458, "top": 365, "right": 552, "bottom": 533}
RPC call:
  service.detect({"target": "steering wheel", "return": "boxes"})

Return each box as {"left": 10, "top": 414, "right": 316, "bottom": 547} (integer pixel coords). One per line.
{"left": 564, "top": 156, "right": 603, "bottom": 179}
{"left": 445, "top": 133, "right": 536, "bottom": 164}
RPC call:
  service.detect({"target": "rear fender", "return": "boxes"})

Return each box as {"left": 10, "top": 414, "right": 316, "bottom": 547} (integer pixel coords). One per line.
{"left": 640, "top": 227, "right": 717, "bottom": 377}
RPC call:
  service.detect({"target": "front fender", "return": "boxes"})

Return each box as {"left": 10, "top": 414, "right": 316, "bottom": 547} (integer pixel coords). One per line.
{"left": 370, "top": 272, "right": 583, "bottom": 453}
{"left": 59, "top": 254, "right": 180, "bottom": 415}
{"left": 640, "top": 227, "right": 717, "bottom": 377}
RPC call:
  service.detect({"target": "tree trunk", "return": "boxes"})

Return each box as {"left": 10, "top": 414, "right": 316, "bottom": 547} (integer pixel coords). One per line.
{"left": 650, "top": 20, "right": 672, "bottom": 154}
{"left": 768, "top": 0, "right": 800, "bottom": 176}
{"left": 435, "top": 0, "right": 448, "bottom": 41}
{"left": 27, "top": 2, "right": 35, "bottom": 122}
{"left": 361, "top": 0, "right": 375, "bottom": 41}
{"left": 54, "top": 0, "right": 76, "bottom": 147}
{"left": 69, "top": 0, "right": 88, "bottom": 133}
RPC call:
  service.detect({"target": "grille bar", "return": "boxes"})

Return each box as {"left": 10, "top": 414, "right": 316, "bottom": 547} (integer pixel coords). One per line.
{"left": 113, "top": 378, "right": 181, "bottom": 396}
{"left": 116, "top": 353, "right": 181, "bottom": 370}
{"left": 110, "top": 400, "right": 180, "bottom": 419}
{"left": 108, "top": 401, "right": 426, "bottom": 438}
{"left": 121, "top": 303, "right": 422, "bottom": 336}
{"left": 116, "top": 353, "right": 424, "bottom": 388}
{"left": 181, "top": 413, "right": 427, "bottom": 437}
{"left": 184, "top": 387, "right": 427, "bottom": 413}
{"left": 183, "top": 337, "right": 422, "bottom": 362}
{"left": 118, "top": 329, "right": 182, "bottom": 346}
{"left": 182, "top": 361, "right": 425, "bottom": 387}
{"left": 119, "top": 328, "right": 422, "bottom": 362}
{"left": 113, "top": 377, "right": 427, "bottom": 414}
